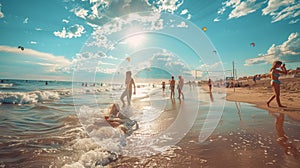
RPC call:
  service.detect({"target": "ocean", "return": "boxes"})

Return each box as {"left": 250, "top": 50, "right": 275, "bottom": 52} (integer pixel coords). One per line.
{"left": 0, "top": 79, "right": 299, "bottom": 168}
{"left": 0, "top": 79, "right": 185, "bottom": 167}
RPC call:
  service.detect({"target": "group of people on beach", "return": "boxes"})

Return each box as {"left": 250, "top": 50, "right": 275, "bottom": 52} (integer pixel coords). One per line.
{"left": 118, "top": 60, "right": 288, "bottom": 108}
{"left": 168, "top": 75, "right": 185, "bottom": 99}
{"left": 105, "top": 71, "right": 188, "bottom": 134}
{"left": 117, "top": 71, "right": 186, "bottom": 107}
{"left": 105, "top": 60, "right": 287, "bottom": 134}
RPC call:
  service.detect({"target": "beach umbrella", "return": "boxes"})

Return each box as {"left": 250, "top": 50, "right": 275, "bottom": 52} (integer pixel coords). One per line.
{"left": 202, "top": 26, "right": 207, "bottom": 32}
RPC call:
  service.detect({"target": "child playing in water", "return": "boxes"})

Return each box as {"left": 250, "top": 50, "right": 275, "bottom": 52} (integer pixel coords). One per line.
{"left": 104, "top": 103, "right": 138, "bottom": 135}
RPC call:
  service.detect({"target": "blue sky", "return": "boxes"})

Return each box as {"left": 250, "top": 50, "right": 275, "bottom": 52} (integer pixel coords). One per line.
{"left": 0, "top": 0, "right": 299, "bottom": 81}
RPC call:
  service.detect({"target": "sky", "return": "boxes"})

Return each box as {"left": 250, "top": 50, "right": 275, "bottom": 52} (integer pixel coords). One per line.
{"left": 0, "top": 0, "right": 299, "bottom": 82}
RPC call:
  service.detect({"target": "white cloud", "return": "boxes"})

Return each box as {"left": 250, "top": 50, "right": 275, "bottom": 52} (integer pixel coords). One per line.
{"left": 88, "top": 12, "right": 162, "bottom": 49}
{"left": 217, "top": 0, "right": 299, "bottom": 23}
{"left": 69, "top": 0, "right": 154, "bottom": 27}
{"left": 53, "top": 24, "right": 85, "bottom": 38}
{"left": 150, "top": 0, "right": 184, "bottom": 14}
{"left": 101, "top": 54, "right": 118, "bottom": 60}
{"left": 187, "top": 14, "right": 191, "bottom": 20}
{"left": 217, "top": 6, "right": 226, "bottom": 15}
{"left": 73, "top": 7, "right": 89, "bottom": 19}
{"left": 263, "top": 2, "right": 300, "bottom": 23}
{"left": 180, "top": 9, "right": 188, "bottom": 15}
{"left": 0, "top": 45, "right": 72, "bottom": 72}
{"left": 95, "top": 67, "right": 117, "bottom": 74}
{"left": 228, "top": 0, "right": 264, "bottom": 19}
{"left": 177, "top": 21, "right": 188, "bottom": 28}
{"left": 197, "top": 61, "right": 223, "bottom": 72}
{"left": 262, "top": 0, "right": 294, "bottom": 15}
{"left": 0, "top": 45, "right": 71, "bottom": 65}
{"left": 180, "top": 8, "right": 191, "bottom": 19}
{"left": 223, "top": 0, "right": 241, "bottom": 8}
{"left": 62, "top": 19, "right": 69, "bottom": 24}
{"left": 149, "top": 49, "right": 190, "bottom": 76}
{"left": 24, "top": 61, "right": 61, "bottom": 73}
{"left": 214, "top": 17, "right": 221, "bottom": 22}
{"left": 244, "top": 32, "right": 300, "bottom": 66}
{"left": 69, "top": 0, "right": 185, "bottom": 27}
{"left": 289, "top": 18, "right": 299, "bottom": 24}
{"left": 0, "top": 3, "right": 4, "bottom": 18}
{"left": 72, "top": 51, "right": 119, "bottom": 74}
{"left": 23, "top": 17, "right": 29, "bottom": 24}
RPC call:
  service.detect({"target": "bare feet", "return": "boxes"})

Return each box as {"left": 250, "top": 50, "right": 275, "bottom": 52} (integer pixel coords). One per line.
{"left": 267, "top": 102, "right": 270, "bottom": 107}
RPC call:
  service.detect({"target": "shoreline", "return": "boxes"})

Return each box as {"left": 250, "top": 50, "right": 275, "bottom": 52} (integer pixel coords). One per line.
{"left": 110, "top": 82, "right": 300, "bottom": 167}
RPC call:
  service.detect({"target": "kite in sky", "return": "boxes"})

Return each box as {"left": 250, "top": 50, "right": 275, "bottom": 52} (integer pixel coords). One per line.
{"left": 250, "top": 42, "right": 255, "bottom": 47}
{"left": 201, "top": 27, "right": 207, "bottom": 32}
{"left": 18, "top": 46, "right": 24, "bottom": 51}
{"left": 126, "top": 57, "right": 131, "bottom": 62}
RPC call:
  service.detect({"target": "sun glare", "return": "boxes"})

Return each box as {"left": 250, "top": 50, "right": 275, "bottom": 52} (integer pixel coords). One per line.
{"left": 125, "top": 34, "right": 146, "bottom": 48}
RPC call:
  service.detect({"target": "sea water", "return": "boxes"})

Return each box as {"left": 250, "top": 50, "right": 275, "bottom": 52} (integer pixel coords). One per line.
{"left": 0, "top": 79, "right": 299, "bottom": 167}
{"left": 0, "top": 79, "right": 169, "bottom": 167}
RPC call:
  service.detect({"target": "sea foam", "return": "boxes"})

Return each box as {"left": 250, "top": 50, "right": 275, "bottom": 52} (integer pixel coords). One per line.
{"left": 0, "top": 90, "right": 61, "bottom": 104}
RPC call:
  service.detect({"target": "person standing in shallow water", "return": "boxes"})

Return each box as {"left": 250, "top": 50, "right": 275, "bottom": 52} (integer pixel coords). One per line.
{"left": 162, "top": 81, "right": 166, "bottom": 92}
{"left": 208, "top": 78, "right": 212, "bottom": 93}
{"left": 177, "top": 75, "right": 184, "bottom": 99}
{"left": 120, "top": 71, "right": 136, "bottom": 107}
{"left": 170, "top": 76, "right": 175, "bottom": 99}
{"left": 267, "top": 61, "right": 287, "bottom": 107}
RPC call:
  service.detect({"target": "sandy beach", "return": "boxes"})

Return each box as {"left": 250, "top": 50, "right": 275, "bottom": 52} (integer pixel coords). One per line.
{"left": 226, "top": 77, "right": 300, "bottom": 116}
{"left": 108, "top": 83, "right": 300, "bottom": 168}
{"left": 0, "top": 79, "right": 299, "bottom": 167}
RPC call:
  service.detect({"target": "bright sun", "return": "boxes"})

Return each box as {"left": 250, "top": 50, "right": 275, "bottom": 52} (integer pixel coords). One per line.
{"left": 125, "top": 33, "right": 146, "bottom": 48}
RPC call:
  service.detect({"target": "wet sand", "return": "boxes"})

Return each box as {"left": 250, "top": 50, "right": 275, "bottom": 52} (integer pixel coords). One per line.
{"left": 109, "top": 85, "right": 300, "bottom": 167}
{"left": 226, "top": 77, "right": 300, "bottom": 117}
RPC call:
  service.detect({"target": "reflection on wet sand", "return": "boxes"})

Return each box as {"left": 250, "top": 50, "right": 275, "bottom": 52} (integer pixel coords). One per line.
{"left": 235, "top": 102, "right": 242, "bottom": 122}
{"left": 270, "top": 111, "right": 299, "bottom": 157}
{"left": 209, "top": 91, "right": 214, "bottom": 102}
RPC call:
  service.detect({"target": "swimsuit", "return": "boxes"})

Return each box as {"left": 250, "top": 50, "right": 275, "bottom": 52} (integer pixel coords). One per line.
{"left": 271, "top": 72, "right": 281, "bottom": 84}
{"left": 273, "top": 73, "right": 280, "bottom": 77}
{"left": 271, "top": 80, "right": 281, "bottom": 85}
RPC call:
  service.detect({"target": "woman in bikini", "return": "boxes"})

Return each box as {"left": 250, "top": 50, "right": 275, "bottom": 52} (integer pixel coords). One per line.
{"left": 120, "top": 71, "right": 136, "bottom": 107}
{"left": 267, "top": 61, "right": 287, "bottom": 107}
